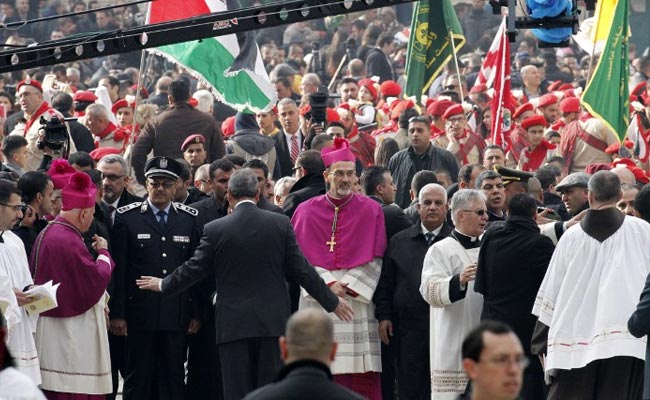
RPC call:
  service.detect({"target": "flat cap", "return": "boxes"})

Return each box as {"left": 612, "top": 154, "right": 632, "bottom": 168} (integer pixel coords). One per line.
{"left": 555, "top": 172, "right": 590, "bottom": 192}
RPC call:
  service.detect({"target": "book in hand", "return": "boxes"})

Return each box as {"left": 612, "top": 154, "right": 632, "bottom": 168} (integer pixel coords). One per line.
{"left": 23, "top": 281, "right": 60, "bottom": 316}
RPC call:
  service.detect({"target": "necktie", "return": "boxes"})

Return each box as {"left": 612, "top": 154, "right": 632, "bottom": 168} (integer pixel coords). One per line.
{"left": 157, "top": 210, "right": 167, "bottom": 229}
{"left": 425, "top": 231, "right": 435, "bottom": 247}
{"left": 108, "top": 205, "right": 116, "bottom": 226}
{"left": 290, "top": 134, "right": 299, "bottom": 164}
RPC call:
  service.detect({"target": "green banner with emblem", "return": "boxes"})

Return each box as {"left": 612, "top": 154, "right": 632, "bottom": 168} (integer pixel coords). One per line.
{"left": 404, "top": 0, "right": 466, "bottom": 98}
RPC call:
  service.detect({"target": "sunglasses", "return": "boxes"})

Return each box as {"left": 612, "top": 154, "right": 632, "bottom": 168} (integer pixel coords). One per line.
{"left": 462, "top": 209, "right": 487, "bottom": 216}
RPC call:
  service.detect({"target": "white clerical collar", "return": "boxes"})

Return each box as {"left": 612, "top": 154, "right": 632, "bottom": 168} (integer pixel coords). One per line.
{"left": 234, "top": 199, "right": 256, "bottom": 209}
{"left": 421, "top": 223, "right": 443, "bottom": 237}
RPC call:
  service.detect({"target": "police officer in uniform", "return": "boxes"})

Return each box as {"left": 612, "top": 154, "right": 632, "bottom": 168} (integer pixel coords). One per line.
{"left": 111, "top": 156, "right": 201, "bottom": 400}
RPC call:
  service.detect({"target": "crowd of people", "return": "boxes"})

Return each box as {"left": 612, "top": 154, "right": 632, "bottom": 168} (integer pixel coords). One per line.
{"left": 2, "top": 1, "right": 650, "bottom": 400}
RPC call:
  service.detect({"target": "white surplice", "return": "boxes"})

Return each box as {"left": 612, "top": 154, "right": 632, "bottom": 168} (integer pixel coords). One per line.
{"left": 532, "top": 216, "right": 650, "bottom": 379}
{"left": 420, "top": 237, "right": 483, "bottom": 400}
{"left": 35, "top": 293, "right": 112, "bottom": 395}
{"left": 0, "top": 367, "right": 47, "bottom": 400}
{"left": 0, "top": 231, "right": 40, "bottom": 385}
{"left": 299, "top": 258, "right": 382, "bottom": 374}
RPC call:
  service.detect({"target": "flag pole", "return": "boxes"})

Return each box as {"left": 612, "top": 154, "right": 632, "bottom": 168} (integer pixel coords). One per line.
{"left": 586, "top": 0, "right": 604, "bottom": 83}
{"left": 328, "top": 54, "right": 348, "bottom": 92}
{"left": 449, "top": 29, "right": 464, "bottom": 101}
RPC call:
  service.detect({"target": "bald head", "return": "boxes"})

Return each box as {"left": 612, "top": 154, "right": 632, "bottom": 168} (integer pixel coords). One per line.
{"left": 419, "top": 183, "right": 447, "bottom": 203}
{"left": 611, "top": 166, "right": 636, "bottom": 187}
{"left": 156, "top": 76, "right": 172, "bottom": 93}
{"left": 283, "top": 309, "right": 334, "bottom": 364}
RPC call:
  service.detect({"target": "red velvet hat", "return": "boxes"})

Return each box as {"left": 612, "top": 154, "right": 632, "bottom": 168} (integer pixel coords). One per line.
{"left": 379, "top": 80, "right": 402, "bottom": 97}
{"left": 321, "top": 137, "right": 356, "bottom": 167}
{"left": 560, "top": 97, "right": 580, "bottom": 114}
{"left": 427, "top": 99, "right": 455, "bottom": 117}
{"left": 521, "top": 115, "right": 549, "bottom": 130}
{"left": 89, "top": 147, "right": 121, "bottom": 161}
{"left": 111, "top": 99, "right": 134, "bottom": 115}
{"left": 16, "top": 78, "right": 43, "bottom": 93}
{"left": 221, "top": 116, "right": 236, "bottom": 138}
{"left": 62, "top": 172, "right": 97, "bottom": 211}
{"left": 537, "top": 94, "right": 559, "bottom": 108}
{"left": 47, "top": 159, "right": 77, "bottom": 190}
{"left": 513, "top": 103, "right": 534, "bottom": 119}
{"left": 442, "top": 103, "right": 464, "bottom": 120}
{"left": 72, "top": 90, "right": 98, "bottom": 103}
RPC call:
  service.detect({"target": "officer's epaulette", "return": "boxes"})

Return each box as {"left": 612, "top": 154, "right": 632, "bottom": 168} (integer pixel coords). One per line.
{"left": 116, "top": 202, "right": 142, "bottom": 214}
{"left": 173, "top": 202, "right": 199, "bottom": 217}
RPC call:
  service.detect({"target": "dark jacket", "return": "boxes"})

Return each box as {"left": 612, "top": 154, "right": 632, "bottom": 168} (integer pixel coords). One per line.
{"left": 374, "top": 221, "right": 452, "bottom": 326}
{"left": 258, "top": 196, "right": 283, "bottom": 214}
{"left": 282, "top": 173, "right": 326, "bottom": 219}
{"left": 61, "top": 111, "right": 95, "bottom": 153}
{"left": 112, "top": 201, "right": 201, "bottom": 331}
{"left": 542, "top": 191, "right": 570, "bottom": 221}
{"left": 132, "top": 103, "right": 225, "bottom": 184}
{"left": 629, "top": 273, "right": 650, "bottom": 400}
{"left": 274, "top": 131, "right": 304, "bottom": 179}
{"left": 365, "top": 47, "right": 394, "bottom": 83}
{"left": 369, "top": 196, "right": 411, "bottom": 241}
{"left": 184, "top": 186, "right": 209, "bottom": 205}
{"left": 475, "top": 216, "right": 554, "bottom": 356}
{"left": 161, "top": 202, "right": 338, "bottom": 343}
{"left": 388, "top": 145, "right": 460, "bottom": 209}
{"left": 243, "top": 360, "right": 364, "bottom": 400}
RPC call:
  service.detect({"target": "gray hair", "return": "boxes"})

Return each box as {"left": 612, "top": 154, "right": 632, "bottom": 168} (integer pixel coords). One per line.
{"left": 192, "top": 89, "right": 214, "bottom": 114}
{"left": 98, "top": 154, "right": 127, "bottom": 174}
{"left": 277, "top": 97, "right": 298, "bottom": 108}
{"left": 588, "top": 171, "right": 621, "bottom": 203}
{"left": 66, "top": 67, "right": 80, "bottom": 78}
{"left": 274, "top": 176, "right": 297, "bottom": 198}
{"left": 228, "top": 168, "right": 259, "bottom": 199}
{"left": 419, "top": 183, "right": 447, "bottom": 203}
{"left": 85, "top": 103, "right": 110, "bottom": 120}
{"left": 194, "top": 164, "right": 210, "bottom": 182}
{"left": 301, "top": 73, "right": 321, "bottom": 87}
{"left": 450, "top": 189, "right": 487, "bottom": 225}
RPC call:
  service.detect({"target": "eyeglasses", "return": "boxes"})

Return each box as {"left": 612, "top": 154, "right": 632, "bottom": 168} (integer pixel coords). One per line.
{"left": 101, "top": 173, "right": 125, "bottom": 181}
{"left": 147, "top": 181, "right": 175, "bottom": 189}
{"left": 408, "top": 116, "right": 429, "bottom": 124}
{"left": 330, "top": 170, "right": 356, "bottom": 178}
{"left": 483, "top": 355, "right": 529, "bottom": 369}
{"left": 0, "top": 202, "right": 26, "bottom": 212}
{"left": 462, "top": 209, "right": 487, "bottom": 216}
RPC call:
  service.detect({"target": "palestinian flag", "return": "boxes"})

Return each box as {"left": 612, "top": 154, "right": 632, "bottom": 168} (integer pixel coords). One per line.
{"left": 148, "top": 0, "right": 277, "bottom": 112}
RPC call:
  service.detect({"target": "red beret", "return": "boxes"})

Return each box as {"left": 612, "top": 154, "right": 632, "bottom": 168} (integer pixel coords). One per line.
{"left": 379, "top": 80, "right": 401, "bottom": 97}
{"left": 73, "top": 90, "right": 98, "bottom": 103}
{"left": 188, "top": 97, "right": 198, "bottom": 108}
{"left": 89, "top": 147, "right": 121, "bottom": 161}
{"left": 390, "top": 99, "right": 415, "bottom": 120}
{"left": 111, "top": 99, "right": 134, "bottom": 115}
{"left": 585, "top": 163, "right": 612, "bottom": 174}
{"left": 611, "top": 157, "right": 637, "bottom": 168}
{"left": 547, "top": 80, "right": 562, "bottom": 92}
{"left": 358, "top": 78, "right": 378, "bottom": 101}
{"left": 181, "top": 134, "right": 206, "bottom": 151}
{"left": 16, "top": 78, "right": 43, "bottom": 93}
{"left": 442, "top": 104, "right": 464, "bottom": 120}
{"left": 537, "top": 94, "right": 559, "bottom": 109}
{"left": 470, "top": 83, "right": 487, "bottom": 94}
{"left": 631, "top": 166, "right": 650, "bottom": 184}
{"left": 560, "top": 97, "right": 580, "bottom": 114}
{"left": 221, "top": 116, "right": 236, "bottom": 138}
{"left": 521, "top": 115, "right": 549, "bottom": 130}
{"left": 563, "top": 89, "right": 577, "bottom": 99}
{"left": 131, "top": 84, "right": 148, "bottom": 99}
{"left": 559, "top": 83, "right": 573, "bottom": 91}
{"left": 513, "top": 103, "right": 534, "bottom": 119}
{"left": 427, "top": 99, "right": 455, "bottom": 116}
{"left": 326, "top": 107, "right": 340, "bottom": 123}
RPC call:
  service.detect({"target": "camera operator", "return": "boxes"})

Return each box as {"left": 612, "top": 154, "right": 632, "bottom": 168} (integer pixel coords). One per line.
{"left": 11, "top": 79, "right": 76, "bottom": 172}
{"left": 36, "top": 117, "right": 73, "bottom": 172}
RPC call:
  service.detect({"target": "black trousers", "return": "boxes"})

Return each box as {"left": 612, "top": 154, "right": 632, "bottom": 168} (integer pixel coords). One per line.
{"left": 548, "top": 356, "right": 644, "bottom": 400}
{"left": 185, "top": 319, "right": 222, "bottom": 400}
{"left": 396, "top": 323, "right": 430, "bottom": 400}
{"left": 218, "top": 337, "right": 283, "bottom": 400}
{"left": 107, "top": 333, "right": 126, "bottom": 400}
{"left": 122, "top": 330, "right": 186, "bottom": 400}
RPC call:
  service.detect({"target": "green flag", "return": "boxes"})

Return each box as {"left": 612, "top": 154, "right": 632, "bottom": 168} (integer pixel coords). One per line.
{"left": 581, "top": 0, "right": 629, "bottom": 141}
{"left": 404, "top": 0, "right": 466, "bottom": 98}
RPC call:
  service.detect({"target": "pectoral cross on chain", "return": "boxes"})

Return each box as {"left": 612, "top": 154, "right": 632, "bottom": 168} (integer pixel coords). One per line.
{"left": 326, "top": 235, "right": 336, "bottom": 252}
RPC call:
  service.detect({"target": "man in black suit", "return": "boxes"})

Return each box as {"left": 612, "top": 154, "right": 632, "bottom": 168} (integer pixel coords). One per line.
{"left": 243, "top": 309, "right": 364, "bottom": 400}
{"left": 97, "top": 154, "right": 143, "bottom": 228}
{"left": 137, "top": 168, "right": 354, "bottom": 400}
{"left": 283, "top": 149, "right": 326, "bottom": 219}
{"left": 374, "top": 183, "right": 452, "bottom": 400}
{"left": 361, "top": 166, "right": 411, "bottom": 240}
{"left": 274, "top": 98, "right": 304, "bottom": 179}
